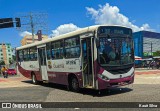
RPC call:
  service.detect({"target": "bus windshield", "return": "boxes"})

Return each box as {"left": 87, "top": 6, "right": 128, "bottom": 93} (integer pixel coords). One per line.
{"left": 98, "top": 36, "right": 134, "bottom": 66}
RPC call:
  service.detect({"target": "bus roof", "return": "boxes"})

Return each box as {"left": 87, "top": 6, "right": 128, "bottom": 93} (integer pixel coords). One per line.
{"left": 16, "top": 25, "right": 131, "bottom": 50}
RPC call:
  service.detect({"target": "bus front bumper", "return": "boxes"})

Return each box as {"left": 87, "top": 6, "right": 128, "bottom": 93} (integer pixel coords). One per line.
{"left": 97, "top": 75, "right": 134, "bottom": 90}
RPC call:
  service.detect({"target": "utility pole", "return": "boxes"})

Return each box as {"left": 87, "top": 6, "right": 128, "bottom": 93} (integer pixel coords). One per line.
{"left": 30, "top": 13, "right": 35, "bottom": 43}
{"left": 16, "top": 12, "right": 48, "bottom": 43}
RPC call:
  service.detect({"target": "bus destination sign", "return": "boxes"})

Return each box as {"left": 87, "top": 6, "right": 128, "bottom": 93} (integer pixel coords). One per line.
{"left": 98, "top": 26, "right": 132, "bottom": 36}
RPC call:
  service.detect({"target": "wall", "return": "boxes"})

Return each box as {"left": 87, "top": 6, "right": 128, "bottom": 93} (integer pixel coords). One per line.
{"left": 21, "top": 35, "right": 48, "bottom": 46}
{"left": 143, "top": 31, "right": 160, "bottom": 57}
{"left": 0, "top": 43, "right": 13, "bottom": 65}
{"left": 133, "top": 31, "right": 160, "bottom": 65}
{"left": 133, "top": 31, "right": 143, "bottom": 65}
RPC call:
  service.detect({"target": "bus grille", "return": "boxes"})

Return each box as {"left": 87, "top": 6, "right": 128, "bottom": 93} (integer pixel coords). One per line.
{"left": 107, "top": 67, "right": 132, "bottom": 75}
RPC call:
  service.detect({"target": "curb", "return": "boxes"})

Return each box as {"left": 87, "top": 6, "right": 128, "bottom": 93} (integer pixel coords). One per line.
{"left": 135, "top": 70, "right": 160, "bottom": 75}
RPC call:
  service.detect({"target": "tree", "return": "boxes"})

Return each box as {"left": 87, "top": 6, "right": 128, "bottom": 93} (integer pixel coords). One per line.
{"left": 0, "top": 60, "right": 5, "bottom": 65}
{"left": 12, "top": 55, "right": 16, "bottom": 62}
{"left": 153, "top": 51, "right": 160, "bottom": 56}
{"left": 9, "top": 60, "right": 13, "bottom": 64}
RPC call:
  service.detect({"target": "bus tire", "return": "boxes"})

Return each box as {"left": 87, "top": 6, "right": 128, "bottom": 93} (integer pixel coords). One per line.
{"left": 69, "top": 76, "right": 80, "bottom": 92}
{"left": 32, "top": 73, "right": 38, "bottom": 85}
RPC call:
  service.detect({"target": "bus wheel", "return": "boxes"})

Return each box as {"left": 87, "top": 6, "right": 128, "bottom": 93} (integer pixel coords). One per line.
{"left": 32, "top": 73, "right": 38, "bottom": 85}
{"left": 70, "top": 77, "right": 80, "bottom": 92}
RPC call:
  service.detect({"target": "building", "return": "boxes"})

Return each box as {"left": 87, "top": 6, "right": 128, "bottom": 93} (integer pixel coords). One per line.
{"left": 133, "top": 31, "right": 160, "bottom": 64}
{"left": 21, "top": 35, "right": 48, "bottom": 46}
{"left": 0, "top": 43, "right": 13, "bottom": 65}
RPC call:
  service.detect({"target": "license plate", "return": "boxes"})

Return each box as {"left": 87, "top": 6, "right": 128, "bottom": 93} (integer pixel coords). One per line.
{"left": 119, "top": 82, "right": 125, "bottom": 85}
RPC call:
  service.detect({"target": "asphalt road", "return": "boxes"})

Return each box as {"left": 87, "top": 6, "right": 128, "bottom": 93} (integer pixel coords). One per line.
{"left": 0, "top": 83, "right": 160, "bottom": 111}
{"left": 0, "top": 82, "right": 160, "bottom": 102}
{"left": 0, "top": 84, "right": 160, "bottom": 111}
{"left": 1, "top": 70, "right": 160, "bottom": 111}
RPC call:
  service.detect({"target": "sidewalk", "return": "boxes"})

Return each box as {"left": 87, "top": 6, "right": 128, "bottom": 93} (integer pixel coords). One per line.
{"left": 0, "top": 75, "right": 37, "bottom": 88}
{"left": 135, "top": 68, "right": 160, "bottom": 75}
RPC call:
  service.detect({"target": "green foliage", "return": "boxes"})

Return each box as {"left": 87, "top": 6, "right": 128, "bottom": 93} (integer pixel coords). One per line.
{"left": 9, "top": 60, "right": 13, "bottom": 64}
{"left": 153, "top": 51, "right": 160, "bottom": 56}
{"left": 12, "top": 55, "right": 16, "bottom": 61}
{"left": 0, "top": 60, "right": 5, "bottom": 65}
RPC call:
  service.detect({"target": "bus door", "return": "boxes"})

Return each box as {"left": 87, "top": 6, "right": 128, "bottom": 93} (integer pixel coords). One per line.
{"left": 38, "top": 47, "right": 48, "bottom": 81}
{"left": 81, "top": 37, "right": 94, "bottom": 88}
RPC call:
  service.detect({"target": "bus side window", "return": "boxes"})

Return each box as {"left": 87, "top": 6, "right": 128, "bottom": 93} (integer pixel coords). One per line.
{"left": 56, "top": 51, "right": 60, "bottom": 58}
{"left": 65, "top": 48, "right": 71, "bottom": 58}
{"left": 18, "top": 50, "right": 23, "bottom": 62}
{"left": 23, "top": 49, "right": 29, "bottom": 61}
{"left": 29, "top": 48, "right": 33, "bottom": 60}
{"left": 51, "top": 40, "right": 63, "bottom": 59}
{"left": 59, "top": 40, "right": 63, "bottom": 58}
{"left": 64, "top": 36, "right": 80, "bottom": 58}
{"left": 51, "top": 49, "right": 55, "bottom": 59}
{"left": 34, "top": 49, "right": 37, "bottom": 61}
{"left": 29, "top": 47, "right": 37, "bottom": 61}
{"left": 46, "top": 42, "right": 51, "bottom": 60}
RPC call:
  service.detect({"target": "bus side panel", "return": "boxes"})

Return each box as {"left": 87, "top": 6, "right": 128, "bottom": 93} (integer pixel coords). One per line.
{"left": 17, "top": 61, "right": 42, "bottom": 81}
{"left": 47, "top": 71, "right": 68, "bottom": 84}
{"left": 47, "top": 71, "right": 58, "bottom": 83}
{"left": 46, "top": 59, "right": 82, "bottom": 86}
{"left": 34, "top": 71, "right": 42, "bottom": 81}
{"left": 47, "top": 71, "right": 83, "bottom": 87}
{"left": 17, "top": 63, "right": 31, "bottom": 79}
{"left": 74, "top": 72, "right": 83, "bottom": 88}
{"left": 93, "top": 60, "right": 103, "bottom": 89}
{"left": 94, "top": 61, "right": 108, "bottom": 90}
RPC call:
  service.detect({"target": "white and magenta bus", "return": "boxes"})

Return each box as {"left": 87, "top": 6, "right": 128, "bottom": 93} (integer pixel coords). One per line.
{"left": 16, "top": 25, "right": 134, "bottom": 92}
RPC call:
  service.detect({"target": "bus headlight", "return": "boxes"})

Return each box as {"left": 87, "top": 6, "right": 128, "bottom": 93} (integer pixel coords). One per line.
{"left": 98, "top": 74, "right": 109, "bottom": 81}
{"left": 131, "top": 72, "right": 134, "bottom": 77}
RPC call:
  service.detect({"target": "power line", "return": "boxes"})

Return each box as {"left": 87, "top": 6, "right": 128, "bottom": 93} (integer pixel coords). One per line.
{"left": 15, "top": 12, "right": 48, "bottom": 43}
